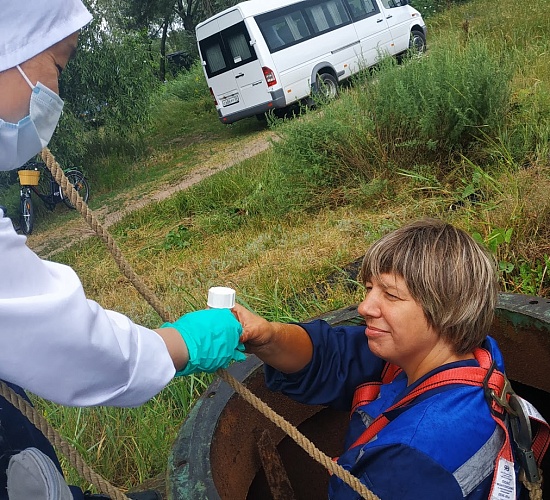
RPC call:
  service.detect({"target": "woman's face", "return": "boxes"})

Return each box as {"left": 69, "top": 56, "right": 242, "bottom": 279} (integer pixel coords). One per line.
{"left": 357, "top": 272, "right": 444, "bottom": 381}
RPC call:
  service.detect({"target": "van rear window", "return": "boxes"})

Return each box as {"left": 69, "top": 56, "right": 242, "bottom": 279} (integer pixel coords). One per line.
{"left": 199, "top": 21, "right": 257, "bottom": 78}
{"left": 204, "top": 43, "right": 227, "bottom": 74}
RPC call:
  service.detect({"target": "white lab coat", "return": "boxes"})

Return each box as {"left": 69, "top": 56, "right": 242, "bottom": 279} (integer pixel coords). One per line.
{"left": 0, "top": 210, "right": 175, "bottom": 406}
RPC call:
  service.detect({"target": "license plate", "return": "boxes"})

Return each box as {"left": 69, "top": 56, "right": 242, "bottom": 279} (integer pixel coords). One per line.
{"left": 222, "top": 94, "right": 239, "bottom": 107}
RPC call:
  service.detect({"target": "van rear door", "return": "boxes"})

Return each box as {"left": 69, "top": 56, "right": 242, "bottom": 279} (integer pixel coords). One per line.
{"left": 198, "top": 12, "right": 270, "bottom": 118}
{"left": 222, "top": 21, "right": 269, "bottom": 109}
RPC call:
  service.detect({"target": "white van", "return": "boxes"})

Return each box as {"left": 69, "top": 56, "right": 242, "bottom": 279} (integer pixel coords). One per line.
{"left": 196, "top": 0, "right": 426, "bottom": 124}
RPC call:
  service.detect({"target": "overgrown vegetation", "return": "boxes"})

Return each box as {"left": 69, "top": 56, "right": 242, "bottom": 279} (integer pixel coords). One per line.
{"left": 262, "top": 38, "right": 513, "bottom": 215}
{"left": 8, "top": 0, "right": 550, "bottom": 494}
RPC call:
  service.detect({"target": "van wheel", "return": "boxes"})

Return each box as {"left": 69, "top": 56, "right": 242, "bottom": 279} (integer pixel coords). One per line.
{"left": 316, "top": 73, "right": 339, "bottom": 101}
{"left": 409, "top": 29, "right": 426, "bottom": 56}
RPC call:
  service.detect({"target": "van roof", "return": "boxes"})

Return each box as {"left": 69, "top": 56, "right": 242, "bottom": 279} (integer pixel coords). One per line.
{"left": 196, "top": 0, "right": 307, "bottom": 30}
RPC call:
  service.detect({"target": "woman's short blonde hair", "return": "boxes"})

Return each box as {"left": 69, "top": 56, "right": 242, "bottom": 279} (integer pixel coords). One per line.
{"left": 360, "top": 219, "right": 498, "bottom": 354}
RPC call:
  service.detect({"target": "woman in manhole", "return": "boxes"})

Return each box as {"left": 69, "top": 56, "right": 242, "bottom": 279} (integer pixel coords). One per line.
{"left": 233, "top": 218, "right": 549, "bottom": 499}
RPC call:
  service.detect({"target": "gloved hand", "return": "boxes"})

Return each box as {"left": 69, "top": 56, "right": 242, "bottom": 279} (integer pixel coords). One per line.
{"left": 162, "top": 308, "right": 246, "bottom": 376}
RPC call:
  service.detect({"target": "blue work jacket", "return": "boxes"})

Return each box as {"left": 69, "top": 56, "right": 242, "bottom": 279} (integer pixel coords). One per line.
{"left": 265, "top": 320, "right": 510, "bottom": 499}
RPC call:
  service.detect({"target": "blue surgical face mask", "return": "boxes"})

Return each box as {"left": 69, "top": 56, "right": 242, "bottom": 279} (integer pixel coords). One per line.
{"left": 0, "top": 65, "right": 64, "bottom": 171}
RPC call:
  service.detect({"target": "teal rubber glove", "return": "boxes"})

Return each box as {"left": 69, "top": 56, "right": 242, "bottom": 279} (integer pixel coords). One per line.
{"left": 162, "top": 308, "right": 246, "bottom": 376}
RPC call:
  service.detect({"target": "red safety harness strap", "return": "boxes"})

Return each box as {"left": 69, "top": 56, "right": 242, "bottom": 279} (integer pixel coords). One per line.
{"left": 343, "top": 347, "right": 550, "bottom": 499}
{"left": 348, "top": 347, "right": 506, "bottom": 449}
{"left": 533, "top": 423, "right": 550, "bottom": 462}
{"left": 351, "top": 362, "right": 402, "bottom": 414}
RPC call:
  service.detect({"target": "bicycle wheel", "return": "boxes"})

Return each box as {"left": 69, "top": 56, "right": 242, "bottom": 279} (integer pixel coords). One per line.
{"left": 19, "top": 191, "right": 34, "bottom": 235}
{"left": 62, "top": 170, "right": 90, "bottom": 209}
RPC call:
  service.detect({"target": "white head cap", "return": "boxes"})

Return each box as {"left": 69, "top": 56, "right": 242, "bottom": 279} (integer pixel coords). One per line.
{"left": 0, "top": 0, "right": 93, "bottom": 72}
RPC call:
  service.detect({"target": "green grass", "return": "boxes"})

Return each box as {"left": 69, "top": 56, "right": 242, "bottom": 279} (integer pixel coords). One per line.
{"left": 34, "top": 375, "right": 214, "bottom": 489}
{"left": 21, "top": 0, "right": 550, "bottom": 494}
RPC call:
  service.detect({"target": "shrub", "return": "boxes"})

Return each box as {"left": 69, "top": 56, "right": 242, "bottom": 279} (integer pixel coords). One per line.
{"left": 265, "top": 37, "right": 513, "bottom": 213}
{"left": 267, "top": 105, "right": 369, "bottom": 213}
{"left": 151, "top": 61, "right": 212, "bottom": 117}
{"left": 159, "top": 61, "right": 210, "bottom": 102}
{"left": 363, "top": 38, "right": 513, "bottom": 159}
{"left": 410, "top": 0, "right": 472, "bottom": 18}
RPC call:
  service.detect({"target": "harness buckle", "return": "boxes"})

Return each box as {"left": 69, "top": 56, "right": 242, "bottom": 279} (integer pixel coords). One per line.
{"left": 483, "top": 360, "right": 540, "bottom": 484}
{"left": 483, "top": 360, "right": 516, "bottom": 417}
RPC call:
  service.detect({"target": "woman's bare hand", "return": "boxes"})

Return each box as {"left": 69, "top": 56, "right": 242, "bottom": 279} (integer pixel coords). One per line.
{"left": 232, "top": 303, "right": 274, "bottom": 348}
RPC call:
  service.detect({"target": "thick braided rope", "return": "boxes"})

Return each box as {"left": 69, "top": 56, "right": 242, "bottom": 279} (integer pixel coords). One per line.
{"left": 41, "top": 148, "right": 173, "bottom": 324}
{"left": 38, "top": 148, "right": 379, "bottom": 499}
{"left": 16, "top": 149, "right": 543, "bottom": 500}
{"left": 0, "top": 381, "right": 129, "bottom": 500}
{"left": 216, "top": 369, "right": 379, "bottom": 499}
{"left": 520, "top": 470, "right": 544, "bottom": 500}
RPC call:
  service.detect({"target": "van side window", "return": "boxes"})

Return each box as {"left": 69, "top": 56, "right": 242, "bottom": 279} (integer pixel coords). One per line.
{"left": 257, "top": 0, "right": 353, "bottom": 53}
{"left": 380, "top": 0, "right": 407, "bottom": 8}
{"left": 305, "top": 0, "right": 350, "bottom": 33}
{"left": 258, "top": 11, "right": 310, "bottom": 52}
{"left": 199, "top": 21, "right": 257, "bottom": 77}
{"left": 363, "top": 0, "right": 380, "bottom": 14}
{"left": 345, "top": 0, "right": 380, "bottom": 20}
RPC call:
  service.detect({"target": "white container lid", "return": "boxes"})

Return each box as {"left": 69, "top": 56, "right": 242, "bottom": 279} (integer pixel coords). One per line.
{"left": 207, "top": 286, "right": 236, "bottom": 309}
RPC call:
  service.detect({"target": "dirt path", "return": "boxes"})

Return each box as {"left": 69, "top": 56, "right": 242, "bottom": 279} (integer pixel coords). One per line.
{"left": 27, "top": 130, "right": 277, "bottom": 259}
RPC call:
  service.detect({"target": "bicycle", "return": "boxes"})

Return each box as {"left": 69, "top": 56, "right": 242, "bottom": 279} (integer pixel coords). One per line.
{"left": 18, "top": 160, "right": 90, "bottom": 235}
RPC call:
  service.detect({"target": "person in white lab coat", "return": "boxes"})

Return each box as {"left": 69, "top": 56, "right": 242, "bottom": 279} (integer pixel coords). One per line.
{"left": 0, "top": 1, "right": 244, "bottom": 498}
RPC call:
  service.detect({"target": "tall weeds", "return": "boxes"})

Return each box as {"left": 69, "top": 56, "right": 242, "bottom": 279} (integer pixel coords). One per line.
{"left": 267, "top": 37, "right": 513, "bottom": 214}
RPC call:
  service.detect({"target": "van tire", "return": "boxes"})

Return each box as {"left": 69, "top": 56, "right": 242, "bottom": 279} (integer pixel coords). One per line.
{"left": 409, "top": 29, "right": 426, "bottom": 55}
{"left": 316, "top": 73, "right": 339, "bottom": 101}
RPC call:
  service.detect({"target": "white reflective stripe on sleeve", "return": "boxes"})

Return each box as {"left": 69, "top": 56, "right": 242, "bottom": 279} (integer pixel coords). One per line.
{"left": 453, "top": 425, "right": 504, "bottom": 496}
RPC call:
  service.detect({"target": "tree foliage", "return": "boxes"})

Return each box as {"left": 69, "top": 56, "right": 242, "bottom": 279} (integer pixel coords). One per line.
{"left": 45, "top": 0, "right": 239, "bottom": 165}
{"left": 121, "top": 0, "right": 239, "bottom": 33}
{"left": 119, "top": 0, "right": 240, "bottom": 79}
{"left": 49, "top": 3, "right": 160, "bottom": 166}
